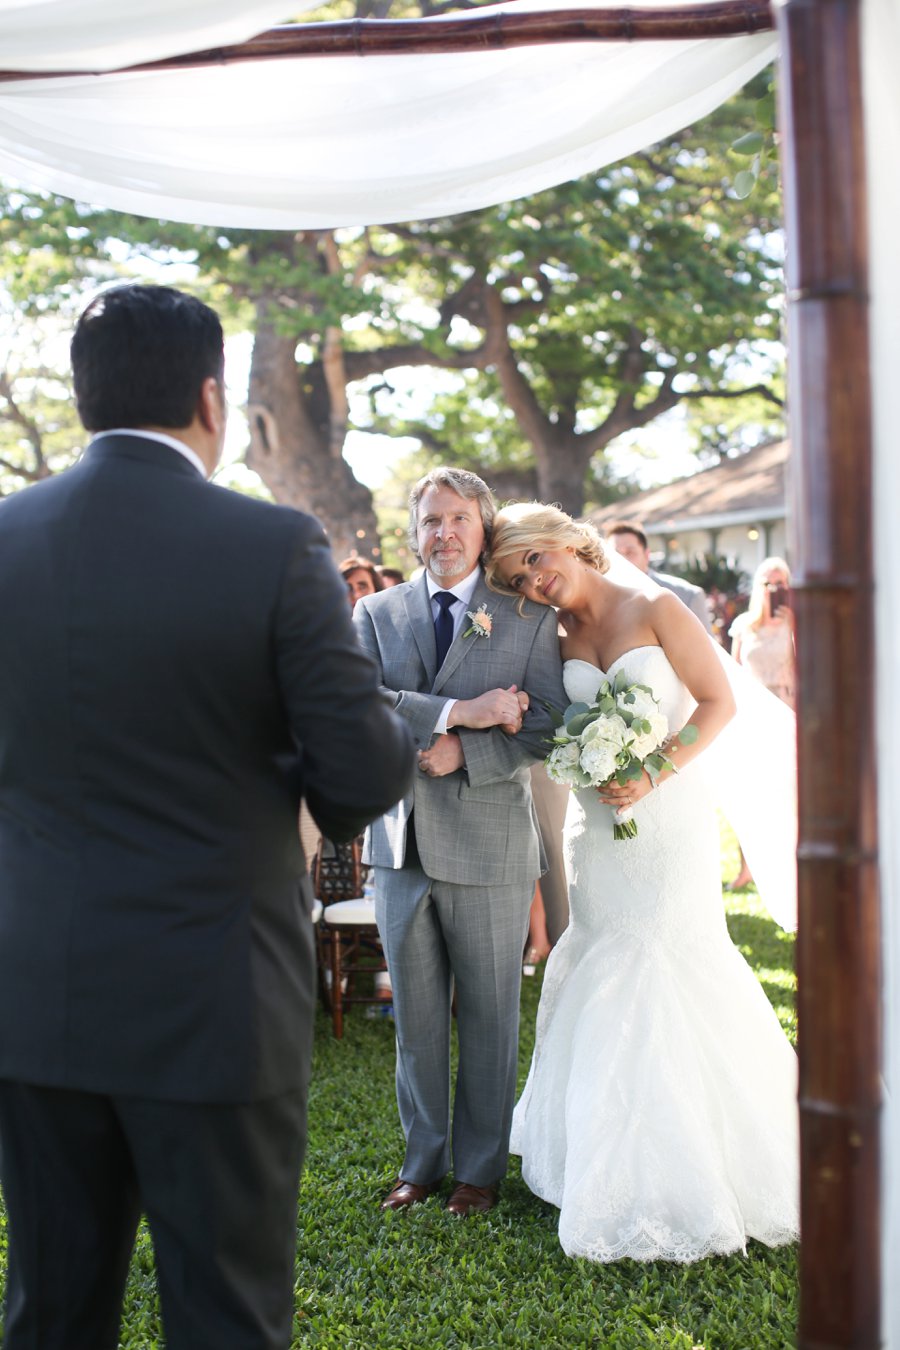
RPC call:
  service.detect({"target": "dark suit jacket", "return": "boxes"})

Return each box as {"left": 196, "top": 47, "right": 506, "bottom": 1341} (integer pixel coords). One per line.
{"left": 0, "top": 434, "right": 413, "bottom": 1103}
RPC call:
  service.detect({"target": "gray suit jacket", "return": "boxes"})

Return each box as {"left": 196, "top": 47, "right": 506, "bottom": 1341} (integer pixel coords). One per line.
{"left": 650, "top": 568, "right": 712, "bottom": 632}
{"left": 354, "top": 572, "right": 565, "bottom": 887}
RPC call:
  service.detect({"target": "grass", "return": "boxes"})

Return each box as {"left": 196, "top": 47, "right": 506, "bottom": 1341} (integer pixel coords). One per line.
{"left": 0, "top": 821, "right": 798, "bottom": 1348}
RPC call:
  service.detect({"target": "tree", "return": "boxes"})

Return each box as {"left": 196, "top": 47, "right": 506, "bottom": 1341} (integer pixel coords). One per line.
{"left": 360, "top": 77, "right": 783, "bottom": 515}
{"left": 0, "top": 301, "right": 84, "bottom": 494}
{"left": 0, "top": 61, "right": 783, "bottom": 543}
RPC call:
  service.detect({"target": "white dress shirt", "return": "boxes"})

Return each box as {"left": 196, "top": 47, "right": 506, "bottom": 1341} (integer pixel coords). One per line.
{"left": 426, "top": 565, "right": 481, "bottom": 735}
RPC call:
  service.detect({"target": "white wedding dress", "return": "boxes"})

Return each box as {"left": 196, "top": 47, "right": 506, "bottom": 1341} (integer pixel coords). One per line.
{"left": 511, "top": 647, "right": 800, "bottom": 1263}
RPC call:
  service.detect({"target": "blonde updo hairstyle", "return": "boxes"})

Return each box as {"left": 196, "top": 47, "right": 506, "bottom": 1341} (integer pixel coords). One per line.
{"left": 485, "top": 502, "right": 608, "bottom": 609}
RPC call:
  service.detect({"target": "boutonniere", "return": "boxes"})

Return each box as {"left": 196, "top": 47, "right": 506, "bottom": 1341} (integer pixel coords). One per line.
{"left": 463, "top": 604, "right": 493, "bottom": 640}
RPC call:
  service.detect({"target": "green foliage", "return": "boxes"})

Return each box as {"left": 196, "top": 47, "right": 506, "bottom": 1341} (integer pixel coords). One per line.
{"left": 728, "top": 74, "right": 779, "bottom": 201}
{"left": 0, "top": 311, "right": 84, "bottom": 492}
{"left": 671, "top": 554, "right": 749, "bottom": 596}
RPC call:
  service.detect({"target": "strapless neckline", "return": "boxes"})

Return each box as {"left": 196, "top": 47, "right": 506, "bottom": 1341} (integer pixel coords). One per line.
{"left": 564, "top": 645, "right": 664, "bottom": 681}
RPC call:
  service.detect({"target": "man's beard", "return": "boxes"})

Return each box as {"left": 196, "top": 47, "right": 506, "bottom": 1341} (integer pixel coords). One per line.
{"left": 427, "top": 549, "right": 470, "bottom": 578}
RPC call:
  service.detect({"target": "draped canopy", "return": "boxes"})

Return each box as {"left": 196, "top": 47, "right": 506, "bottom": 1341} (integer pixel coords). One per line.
{"left": 0, "top": 0, "right": 776, "bottom": 228}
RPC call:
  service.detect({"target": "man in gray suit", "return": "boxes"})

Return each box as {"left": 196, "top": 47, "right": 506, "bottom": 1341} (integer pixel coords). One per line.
{"left": 354, "top": 468, "right": 564, "bottom": 1217}
{"left": 604, "top": 520, "right": 713, "bottom": 632}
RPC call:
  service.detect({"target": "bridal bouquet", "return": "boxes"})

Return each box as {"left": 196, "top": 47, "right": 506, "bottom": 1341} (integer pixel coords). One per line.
{"left": 544, "top": 671, "right": 696, "bottom": 839}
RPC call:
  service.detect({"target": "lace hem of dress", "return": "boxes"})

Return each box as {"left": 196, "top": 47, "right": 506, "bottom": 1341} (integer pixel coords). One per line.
{"left": 562, "top": 1218, "right": 799, "bottom": 1265}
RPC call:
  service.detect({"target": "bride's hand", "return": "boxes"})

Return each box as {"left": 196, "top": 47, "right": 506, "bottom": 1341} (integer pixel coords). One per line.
{"left": 596, "top": 770, "right": 654, "bottom": 811}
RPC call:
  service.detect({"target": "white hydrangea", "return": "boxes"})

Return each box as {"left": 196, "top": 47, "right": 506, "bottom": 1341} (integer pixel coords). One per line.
{"left": 618, "top": 687, "right": 658, "bottom": 721}
{"left": 628, "top": 712, "right": 669, "bottom": 760}
{"left": 546, "top": 740, "right": 586, "bottom": 787}
{"left": 579, "top": 739, "right": 619, "bottom": 783}
{"left": 582, "top": 713, "right": 629, "bottom": 751}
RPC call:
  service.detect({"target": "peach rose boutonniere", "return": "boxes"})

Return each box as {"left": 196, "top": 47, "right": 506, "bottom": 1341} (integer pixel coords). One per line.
{"left": 462, "top": 604, "right": 493, "bottom": 640}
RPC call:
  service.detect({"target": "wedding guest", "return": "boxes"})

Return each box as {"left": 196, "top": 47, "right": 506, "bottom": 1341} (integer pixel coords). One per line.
{"left": 377, "top": 565, "right": 406, "bottom": 588}
{"left": 729, "top": 557, "right": 795, "bottom": 708}
{"left": 0, "top": 284, "right": 414, "bottom": 1350}
{"left": 604, "top": 520, "right": 713, "bottom": 633}
{"left": 727, "top": 557, "right": 795, "bottom": 889}
{"left": 340, "top": 554, "right": 383, "bottom": 609}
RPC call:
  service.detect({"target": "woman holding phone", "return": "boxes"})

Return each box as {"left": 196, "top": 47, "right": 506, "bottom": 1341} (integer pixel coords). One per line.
{"left": 730, "top": 557, "right": 795, "bottom": 707}
{"left": 727, "top": 557, "right": 795, "bottom": 888}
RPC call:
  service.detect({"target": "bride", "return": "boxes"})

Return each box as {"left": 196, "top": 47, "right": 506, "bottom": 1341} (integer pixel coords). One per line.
{"left": 486, "top": 502, "right": 799, "bottom": 1264}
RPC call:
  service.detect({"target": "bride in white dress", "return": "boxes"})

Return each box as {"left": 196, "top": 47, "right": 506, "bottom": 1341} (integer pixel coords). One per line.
{"left": 486, "top": 503, "right": 799, "bottom": 1264}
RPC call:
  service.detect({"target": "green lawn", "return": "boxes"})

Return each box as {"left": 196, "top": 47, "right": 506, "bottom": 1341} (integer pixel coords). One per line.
{"left": 1, "top": 822, "right": 798, "bottom": 1348}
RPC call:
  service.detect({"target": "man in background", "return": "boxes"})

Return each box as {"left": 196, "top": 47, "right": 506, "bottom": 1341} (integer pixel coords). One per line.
{"left": 605, "top": 519, "right": 713, "bottom": 632}
{"left": 0, "top": 284, "right": 414, "bottom": 1350}
{"left": 340, "top": 553, "right": 384, "bottom": 608}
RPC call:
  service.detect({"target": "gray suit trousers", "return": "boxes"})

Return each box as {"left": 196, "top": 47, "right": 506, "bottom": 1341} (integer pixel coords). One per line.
{"left": 375, "top": 864, "right": 532, "bottom": 1186}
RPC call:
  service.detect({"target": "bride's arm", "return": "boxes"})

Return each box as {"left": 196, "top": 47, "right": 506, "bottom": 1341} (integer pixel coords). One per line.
{"left": 597, "top": 592, "right": 736, "bottom": 809}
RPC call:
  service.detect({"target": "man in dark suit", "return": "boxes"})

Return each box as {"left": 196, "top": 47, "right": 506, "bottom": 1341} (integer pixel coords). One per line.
{"left": 0, "top": 284, "right": 414, "bottom": 1350}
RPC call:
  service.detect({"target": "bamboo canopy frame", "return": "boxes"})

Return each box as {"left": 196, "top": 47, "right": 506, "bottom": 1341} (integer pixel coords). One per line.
{"left": 0, "top": 2, "right": 882, "bottom": 1344}
{"left": 0, "top": 2, "right": 775, "bottom": 80}
{"left": 776, "top": 0, "right": 880, "bottom": 1343}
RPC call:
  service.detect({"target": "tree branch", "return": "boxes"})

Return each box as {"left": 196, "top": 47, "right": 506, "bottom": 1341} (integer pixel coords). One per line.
{"left": 0, "top": 370, "right": 47, "bottom": 474}
{"left": 341, "top": 342, "right": 487, "bottom": 382}
{"left": 677, "top": 382, "right": 785, "bottom": 408}
{"left": 481, "top": 287, "right": 554, "bottom": 449}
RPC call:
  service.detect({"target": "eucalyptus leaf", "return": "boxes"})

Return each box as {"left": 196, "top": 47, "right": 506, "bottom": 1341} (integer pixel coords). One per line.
{"left": 733, "top": 169, "right": 757, "bottom": 200}
{"left": 679, "top": 723, "right": 700, "bottom": 745}
{"left": 731, "top": 131, "right": 764, "bottom": 157}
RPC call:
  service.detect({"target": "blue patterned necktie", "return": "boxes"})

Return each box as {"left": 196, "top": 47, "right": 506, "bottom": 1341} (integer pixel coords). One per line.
{"left": 433, "top": 591, "right": 458, "bottom": 668}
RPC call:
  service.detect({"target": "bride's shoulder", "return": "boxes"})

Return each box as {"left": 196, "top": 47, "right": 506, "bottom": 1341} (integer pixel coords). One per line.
{"left": 647, "top": 588, "right": 686, "bottom": 619}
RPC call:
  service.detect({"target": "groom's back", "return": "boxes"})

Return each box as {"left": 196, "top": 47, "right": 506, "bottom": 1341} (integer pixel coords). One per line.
{"left": 0, "top": 446, "right": 323, "bottom": 1100}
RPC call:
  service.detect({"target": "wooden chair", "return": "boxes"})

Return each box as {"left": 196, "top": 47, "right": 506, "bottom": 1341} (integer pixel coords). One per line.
{"left": 312, "top": 838, "right": 390, "bottom": 1038}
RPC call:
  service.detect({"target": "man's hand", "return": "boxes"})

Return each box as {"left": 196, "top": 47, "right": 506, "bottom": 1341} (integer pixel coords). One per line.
{"left": 447, "top": 685, "right": 525, "bottom": 733}
{"left": 418, "top": 733, "right": 465, "bottom": 778}
{"left": 499, "top": 688, "right": 530, "bottom": 736}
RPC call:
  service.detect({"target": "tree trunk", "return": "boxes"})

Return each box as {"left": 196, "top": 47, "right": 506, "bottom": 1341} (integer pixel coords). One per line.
{"left": 245, "top": 310, "right": 380, "bottom": 560}
{"left": 532, "top": 432, "right": 595, "bottom": 518}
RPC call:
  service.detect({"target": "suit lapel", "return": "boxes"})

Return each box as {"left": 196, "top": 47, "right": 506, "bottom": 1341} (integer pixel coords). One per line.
{"left": 432, "top": 572, "right": 492, "bottom": 694}
{"left": 405, "top": 575, "right": 438, "bottom": 681}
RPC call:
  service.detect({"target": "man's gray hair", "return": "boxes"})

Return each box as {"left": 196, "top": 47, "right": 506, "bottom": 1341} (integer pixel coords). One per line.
{"left": 407, "top": 467, "right": 496, "bottom": 559}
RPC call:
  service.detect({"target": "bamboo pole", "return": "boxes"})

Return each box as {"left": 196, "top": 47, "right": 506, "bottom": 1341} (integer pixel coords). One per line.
{"left": 0, "top": 0, "right": 774, "bottom": 81}
{"left": 776, "top": 0, "right": 881, "bottom": 1344}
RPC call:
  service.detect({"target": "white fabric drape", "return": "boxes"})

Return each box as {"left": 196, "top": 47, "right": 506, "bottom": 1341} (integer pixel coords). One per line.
{"left": 0, "top": 1, "right": 304, "bottom": 72}
{"left": 0, "top": 0, "right": 776, "bottom": 228}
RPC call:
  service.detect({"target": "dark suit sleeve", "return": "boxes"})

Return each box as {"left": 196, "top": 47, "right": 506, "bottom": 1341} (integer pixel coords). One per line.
{"left": 457, "top": 603, "right": 565, "bottom": 788}
{"left": 273, "top": 519, "right": 415, "bottom": 842}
